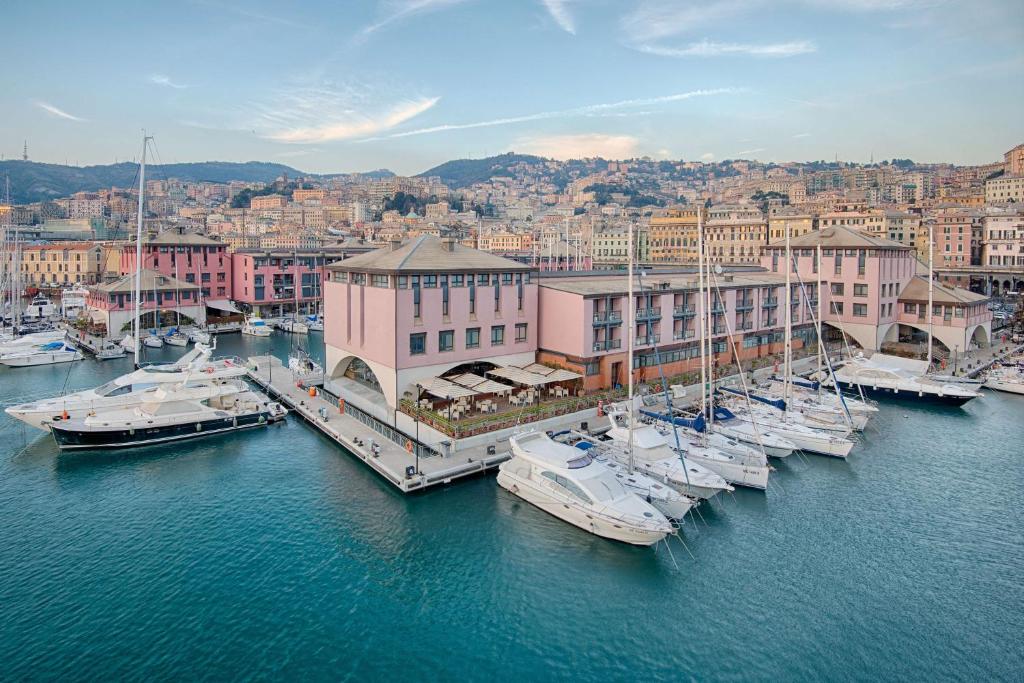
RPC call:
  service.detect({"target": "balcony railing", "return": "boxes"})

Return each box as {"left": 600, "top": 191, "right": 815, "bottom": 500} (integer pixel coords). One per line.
{"left": 635, "top": 335, "right": 656, "bottom": 346}
{"left": 712, "top": 326, "right": 727, "bottom": 335}
{"left": 737, "top": 322, "right": 754, "bottom": 331}
{"left": 635, "top": 307, "right": 662, "bottom": 321}
{"left": 592, "top": 310, "right": 623, "bottom": 324}
{"left": 673, "top": 305, "right": 696, "bottom": 317}
{"left": 762, "top": 298, "right": 779, "bottom": 308}
{"left": 735, "top": 300, "right": 754, "bottom": 311}
{"left": 673, "top": 330, "right": 695, "bottom": 340}
{"left": 710, "top": 303, "right": 726, "bottom": 314}
{"left": 592, "top": 339, "right": 623, "bottom": 352}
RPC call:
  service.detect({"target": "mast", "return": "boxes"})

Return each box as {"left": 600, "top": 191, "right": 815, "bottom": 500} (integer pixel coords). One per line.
{"left": 927, "top": 220, "right": 934, "bottom": 368}
{"left": 703, "top": 209, "right": 715, "bottom": 430}
{"left": 816, "top": 243, "right": 823, "bottom": 393}
{"left": 133, "top": 132, "right": 150, "bottom": 367}
{"left": 627, "top": 219, "right": 635, "bottom": 474}
{"left": 697, "top": 207, "right": 707, "bottom": 418}
{"left": 783, "top": 221, "right": 792, "bottom": 409}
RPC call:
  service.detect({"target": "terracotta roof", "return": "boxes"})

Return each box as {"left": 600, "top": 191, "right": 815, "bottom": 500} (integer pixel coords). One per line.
{"left": 92, "top": 269, "right": 199, "bottom": 294}
{"left": 327, "top": 236, "right": 532, "bottom": 273}
{"left": 22, "top": 242, "right": 101, "bottom": 251}
{"left": 765, "top": 225, "right": 910, "bottom": 250}
{"left": 898, "top": 275, "right": 988, "bottom": 304}
{"left": 145, "top": 231, "right": 223, "bottom": 246}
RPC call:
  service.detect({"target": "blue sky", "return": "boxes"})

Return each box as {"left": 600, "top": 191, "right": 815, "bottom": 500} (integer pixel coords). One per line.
{"left": 2, "top": 0, "right": 1022, "bottom": 174}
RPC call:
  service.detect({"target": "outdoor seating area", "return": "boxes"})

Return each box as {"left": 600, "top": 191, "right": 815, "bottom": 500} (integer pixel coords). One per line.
{"left": 408, "top": 363, "right": 586, "bottom": 428}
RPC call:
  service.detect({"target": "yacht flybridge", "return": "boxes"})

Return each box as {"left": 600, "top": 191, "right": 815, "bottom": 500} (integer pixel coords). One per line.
{"left": 5, "top": 343, "right": 248, "bottom": 430}
{"left": 497, "top": 431, "right": 674, "bottom": 546}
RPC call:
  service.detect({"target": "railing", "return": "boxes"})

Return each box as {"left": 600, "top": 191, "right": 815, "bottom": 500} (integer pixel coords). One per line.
{"left": 673, "top": 305, "right": 696, "bottom": 317}
{"left": 710, "top": 304, "right": 726, "bottom": 314}
{"left": 592, "top": 338, "right": 623, "bottom": 352}
{"left": 320, "top": 389, "right": 440, "bottom": 459}
{"left": 735, "top": 300, "right": 754, "bottom": 311}
{"left": 762, "top": 298, "right": 779, "bottom": 307}
{"left": 592, "top": 310, "right": 623, "bottom": 324}
{"left": 635, "top": 308, "right": 662, "bottom": 321}
{"left": 737, "top": 322, "right": 754, "bottom": 331}
{"left": 635, "top": 335, "right": 655, "bottom": 346}
{"left": 673, "top": 330, "right": 695, "bottom": 340}
{"left": 712, "top": 326, "right": 727, "bottom": 335}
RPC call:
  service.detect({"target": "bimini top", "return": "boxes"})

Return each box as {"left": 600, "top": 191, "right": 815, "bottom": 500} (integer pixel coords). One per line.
{"left": 511, "top": 431, "right": 593, "bottom": 469}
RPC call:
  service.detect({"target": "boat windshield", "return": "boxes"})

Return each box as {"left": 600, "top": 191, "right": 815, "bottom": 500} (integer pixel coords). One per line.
{"left": 95, "top": 381, "right": 129, "bottom": 397}
{"left": 566, "top": 453, "right": 592, "bottom": 469}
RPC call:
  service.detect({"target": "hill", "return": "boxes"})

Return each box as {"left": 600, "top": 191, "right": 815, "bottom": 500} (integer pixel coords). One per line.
{"left": 0, "top": 160, "right": 309, "bottom": 204}
{"left": 417, "top": 153, "right": 547, "bottom": 189}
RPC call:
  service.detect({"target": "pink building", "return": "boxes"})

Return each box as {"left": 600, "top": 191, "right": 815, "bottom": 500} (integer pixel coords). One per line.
{"left": 760, "top": 226, "right": 990, "bottom": 353}
{"left": 120, "top": 231, "right": 231, "bottom": 300}
{"left": 323, "top": 237, "right": 538, "bottom": 415}
{"left": 85, "top": 269, "right": 203, "bottom": 337}
{"left": 230, "top": 249, "right": 343, "bottom": 316}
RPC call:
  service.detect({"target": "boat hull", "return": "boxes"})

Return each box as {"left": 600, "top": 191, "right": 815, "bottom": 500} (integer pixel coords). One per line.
{"left": 497, "top": 468, "right": 668, "bottom": 546}
{"left": 984, "top": 380, "right": 1024, "bottom": 395}
{"left": 686, "top": 453, "right": 769, "bottom": 490}
{"left": 1, "top": 351, "right": 82, "bottom": 367}
{"left": 50, "top": 411, "right": 274, "bottom": 450}
{"left": 841, "top": 381, "right": 977, "bottom": 406}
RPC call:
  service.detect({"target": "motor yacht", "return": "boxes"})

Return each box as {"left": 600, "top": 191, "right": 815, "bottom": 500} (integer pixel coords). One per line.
{"left": 242, "top": 316, "right": 272, "bottom": 337}
{"left": 277, "top": 318, "right": 309, "bottom": 335}
{"left": 48, "top": 386, "right": 286, "bottom": 450}
{"left": 0, "top": 341, "right": 83, "bottom": 367}
{"left": 827, "top": 353, "right": 980, "bottom": 406}
{"left": 984, "top": 367, "right": 1024, "bottom": 395}
{"left": 0, "top": 329, "right": 66, "bottom": 356}
{"left": 497, "top": 431, "right": 674, "bottom": 546}
{"left": 5, "top": 344, "right": 248, "bottom": 430}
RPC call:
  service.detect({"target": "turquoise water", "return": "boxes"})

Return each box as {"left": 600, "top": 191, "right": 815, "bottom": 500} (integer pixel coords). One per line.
{"left": 0, "top": 333, "right": 1021, "bottom": 681}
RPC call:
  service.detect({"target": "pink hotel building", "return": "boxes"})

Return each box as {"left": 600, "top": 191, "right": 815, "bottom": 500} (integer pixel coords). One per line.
{"left": 323, "top": 232, "right": 990, "bottom": 420}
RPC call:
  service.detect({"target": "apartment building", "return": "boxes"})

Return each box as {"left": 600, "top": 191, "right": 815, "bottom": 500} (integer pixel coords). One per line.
{"left": 985, "top": 174, "right": 1024, "bottom": 204}
{"left": 704, "top": 205, "right": 767, "bottom": 265}
{"left": 648, "top": 207, "right": 699, "bottom": 263}
{"left": 20, "top": 242, "right": 105, "bottom": 286}
{"left": 119, "top": 230, "right": 232, "bottom": 299}
{"left": 767, "top": 211, "right": 815, "bottom": 242}
{"left": 982, "top": 209, "right": 1024, "bottom": 267}
{"left": 231, "top": 248, "right": 341, "bottom": 316}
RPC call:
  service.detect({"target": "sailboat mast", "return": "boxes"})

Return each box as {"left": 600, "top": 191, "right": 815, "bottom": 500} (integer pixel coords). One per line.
{"left": 697, "top": 207, "right": 707, "bottom": 417}
{"left": 927, "top": 221, "right": 934, "bottom": 368}
{"left": 133, "top": 132, "right": 149, "bottom": 367}
{"left": 703, "top": 209, "right": 715, "bottom": 430}
{"left": 784, "top": 221, "right": 792, "bottom": 408}
{"left": 627, "top": 220, "right": 635, "bottom": 474}
{"left": 816, "top": 243, "right": 823, "bottom": 393}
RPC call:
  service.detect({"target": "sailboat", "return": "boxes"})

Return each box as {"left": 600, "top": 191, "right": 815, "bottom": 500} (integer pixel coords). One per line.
{"left": 164, "top": 262, "right": 189, "bottom": 347}
{"left": 277, "top": 251, "right": 309, "bottom": 334}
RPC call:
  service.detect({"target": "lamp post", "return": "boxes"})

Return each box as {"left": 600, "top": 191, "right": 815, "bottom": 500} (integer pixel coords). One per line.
{"left": 953, "top": 344, "right": 959, "bottom": 375}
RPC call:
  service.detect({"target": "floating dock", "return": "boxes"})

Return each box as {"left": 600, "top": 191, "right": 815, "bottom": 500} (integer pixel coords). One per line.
{"left": 246, "top": 355, "right": 509, "bottom": 493}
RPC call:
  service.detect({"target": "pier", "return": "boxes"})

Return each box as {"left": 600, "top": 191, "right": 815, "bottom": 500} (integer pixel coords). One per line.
{"left": 246, "top": 355, "right": 510, "bottom": 493}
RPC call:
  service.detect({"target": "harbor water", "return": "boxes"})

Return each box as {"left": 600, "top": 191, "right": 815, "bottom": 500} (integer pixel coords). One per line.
{"left": 0, "top": 333, "right": 1021, "bottom": 681}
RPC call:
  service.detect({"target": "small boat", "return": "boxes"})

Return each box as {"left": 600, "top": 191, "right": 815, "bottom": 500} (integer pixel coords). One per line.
{"left": 242, "top": 316, "right": 272, "bottom": 337}
{"left": 188, "top": 329, "right": 212, "bottom": 344}
{"left": 497, "top": 431, "right": 674, "bottom": 546}
{"left": 0, "top": 329, "right": 66, "bottom": 356}
{"left": 288, "top": 348, "right": 324, "bottom": 384}
{"left": 277, "top": 318, "right": 309, "bottom": 335}
{"left": 48, "top": 388, "right": 287, "bottom": 450}
{"left": 642, "top": 408, "right": 797, "bottom": 459}
{"left": 120, "top": 334, "right": 138, "bottom": 352}
{"left": 165, "top": 329, "right": 189, "bottom": 347}
{"left": 305, "top": 314, "right": 324, "bottom": 332}
{"left": 96, "top": 340, "right": 127, "bottom": 360}
{"left": 142, "top": 334, "right": 165, "bottom": 349}
{"left": 984, "top": 367, "right": 1024, "bottom": 395}
{"left": 1, "top": 342, "right": 83, "bottom": 367}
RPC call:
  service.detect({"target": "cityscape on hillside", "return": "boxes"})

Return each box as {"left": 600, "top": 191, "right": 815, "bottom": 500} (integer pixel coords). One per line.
{"left": 3, "top": 0, "right": 1023, "bottom": 680}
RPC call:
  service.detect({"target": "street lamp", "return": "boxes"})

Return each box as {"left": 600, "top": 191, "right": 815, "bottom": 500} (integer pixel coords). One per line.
{"left": 953, "top": 344, "right": 959, "bottom": 375}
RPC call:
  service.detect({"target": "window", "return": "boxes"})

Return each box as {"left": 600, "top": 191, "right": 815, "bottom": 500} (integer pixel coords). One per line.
{"left": 515, "top": 323, "right": 528, "bottom": 343}
{"left": 442, "top": 281, "right": 449, "bottom": 316}
{"left": 857, "top": 251, "right": 866, "bottom": 276}
{"left": 438, "top": 330, "right": 454, "bottom": 352}
{"left": 466, "top": 327, "right": 480, "bottom": 349}
{"left": 494, "top": 283, "right": 501, "bottom": 312}
{"left": 540, "top": 471, "right": 592, "bottom": 504}
{"left": 585, "top": 362, "right": 600, "bottom": 376}
{"left": 424, "top": 275, "right": 437, "bottom": 288}
{"left": 478, "top": 273, "right": 489, "bottom": 285}
{"left": 502, "top": 273, "right": 512, "bottom": 285}
{"left": 904, "top": 303, "right": 916, "bottom": 313}
{"left": 410, "top": 333, "right": 426, "bottom": 355}
{"left": 833, "top": 301, "right": 844, "bottom": 315}
{"left": 834, "top": 252, "right": 842, "bottom": 275}
{"left": 371, "top": 274, "right": 389, "bottom": 288}
{"left": 468, "top": 279, "right": 476, "bottom": 315}
{"left": 854, "top": 283, "right": 868, "bottom": 297}
{"left": 491, "top": 325, "right": 505, "bottom": 346}
{"left": 831, "top": 282, "right": 844, "bottom": 296}
{"left": 853, "top": 303, "right": 868, "bottom": 317}
{"left": 452, "top": 274, "right": 464, "bottom": 287}
{"left": 397, "top": 275, "right": 407, "bottom": 289}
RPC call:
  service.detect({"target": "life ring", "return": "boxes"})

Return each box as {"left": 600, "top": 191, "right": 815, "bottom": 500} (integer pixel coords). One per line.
{"left": 405, "top": 440, "right": 414, "bottom": 453}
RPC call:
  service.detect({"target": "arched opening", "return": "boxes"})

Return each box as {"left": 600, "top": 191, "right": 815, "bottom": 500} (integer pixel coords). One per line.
{"left": 991, "top": 279, "right": 1001, "bottom": 296}
{"left": 330, "top": 356, "right": 384, "bottom": 396}
{"left": 970, "top": 325, "right": 990, "bottom": 349}
{"left": 1003, "top": 279, "right": 1012, "bottom": 293}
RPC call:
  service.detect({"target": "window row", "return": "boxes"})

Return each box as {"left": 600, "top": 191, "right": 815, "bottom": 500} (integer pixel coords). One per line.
{"left": 409, "top": 324, "right": 528, "bottom": 355}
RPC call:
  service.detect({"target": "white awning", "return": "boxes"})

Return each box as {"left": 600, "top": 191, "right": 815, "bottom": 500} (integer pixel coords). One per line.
{"left": 417, "top": 377, "right": 478, "bottom": 399}
{"left": 541, "top": 368, "right": 582, "bottom": 382}
{"left": 206, "top": 299, "right": 241, "bottom": 314}
{"left": 446, "top": 372, "right": 488, "bottom": 388}
{"left": 487, "top": 366, "right": 551, "bottom": 386}
{"left": 468, "top": 379, "right": 513, "bottom": 394}
{"left": 522, "top": 363, "right": 556, "bottom": 376}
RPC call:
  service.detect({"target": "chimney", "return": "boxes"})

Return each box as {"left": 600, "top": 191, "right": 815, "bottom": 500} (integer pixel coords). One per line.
{"left": 441, "top": 237, "right": 457, "bottom": 252}
{"left": 389, "top": 239, "right": 403, "bottom": 251}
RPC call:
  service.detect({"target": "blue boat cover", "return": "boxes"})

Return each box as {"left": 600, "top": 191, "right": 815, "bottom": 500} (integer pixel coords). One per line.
{"left": 639, "top": 409, "right": 706, "bottom": 433}
{"left": 718, "top": 386, "right": 786, "bottom": 411}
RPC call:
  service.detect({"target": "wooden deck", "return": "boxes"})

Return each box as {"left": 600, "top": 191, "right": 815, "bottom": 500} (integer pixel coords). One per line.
{"left": 246, "top": 355, "right": 510, "bottom": 493}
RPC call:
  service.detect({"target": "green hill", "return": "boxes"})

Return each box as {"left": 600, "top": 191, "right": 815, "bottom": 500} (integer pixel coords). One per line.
{"left": 417, "top": 153, "right": 547, "bottom": 188}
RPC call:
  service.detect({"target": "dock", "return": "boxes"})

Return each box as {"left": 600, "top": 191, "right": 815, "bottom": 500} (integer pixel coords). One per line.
{"left": 246, "top": 355, "right": 510, "bottom": 493}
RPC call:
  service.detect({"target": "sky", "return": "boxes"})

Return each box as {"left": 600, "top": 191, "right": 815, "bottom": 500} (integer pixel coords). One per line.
{"left": 2, "top": 0, "right": 1022, "bottom": 175}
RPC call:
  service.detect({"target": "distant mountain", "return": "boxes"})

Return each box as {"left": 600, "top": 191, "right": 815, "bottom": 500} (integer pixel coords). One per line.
{"left": 418, "top": 153, "right": 547, "bottom": 189}
{"left": 0, "top": 160, "right": 309, "bottom": 204}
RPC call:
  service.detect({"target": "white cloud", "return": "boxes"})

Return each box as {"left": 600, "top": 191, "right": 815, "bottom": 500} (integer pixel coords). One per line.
{"left": 368, "top": 87, "right": 741, "bottom": 140}
{"left": 361, "top": 0, "right": 469, "bottom": 36}
{"left": 541, "top": 0, "right": 576, "bottom": 34}
{"left": 35, "top": 101, "right": 86, "bottom": 122}
{"left": 734, "top": 147, "right": 766, "bottom": 156}
{"left": 792, "top": 132, "right": 812, "bottom": 138}
{"left": 701, "top": 152, "right": 715, "bottom": 160}
{"left": 640, "top": 39, "right": 816, "bottom": 58}
{"left": 149, "top": 74, "right": 188, "bottom": 89}
{"left": 265, "top": 96, "right": 440, "bottom": 143}
{"left": 513, "top": 134, "right": 639, "bottom": 160}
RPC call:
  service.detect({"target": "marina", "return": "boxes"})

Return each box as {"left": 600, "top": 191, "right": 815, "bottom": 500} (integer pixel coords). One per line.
{"left": 0, "top": 331, "right": 1021, "bottom": 680}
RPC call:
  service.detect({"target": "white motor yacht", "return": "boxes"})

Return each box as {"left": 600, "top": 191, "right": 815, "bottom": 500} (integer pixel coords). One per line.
{"left": 1, "top": 341, "right": 83, "bottom": 367}
{"left": 48, "top": 386, "right": 286, "bottom": 450}
{"left": 828, "top": 353, "right": 980, "bottom": 406}
{"left": 603, "top": 407, "right": 734, "bottom": 500}
{"left": 277, "top": 318, "right": 309, "bottom": 335}
{"left": 497, "top": 431, "right": 674, "bottom": 546}
{"left": 5, "top": 344, "right": 248, "bottom": 430}
{"left": 984, "top": 367, "right": 1024, "bottom": 395}
{"left": 242, "top": 316, "right": 272, "bottom": 337}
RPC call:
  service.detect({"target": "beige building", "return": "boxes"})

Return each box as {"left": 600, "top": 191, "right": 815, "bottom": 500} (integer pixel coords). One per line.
{"left": 767, "top": 211, "right": 815, "bottom": 242}
{"left": 704, "top": 205, "right": 766, "bottom": 265}
{"left": 21, "top": 242, "right": 105, "bottom": 286}
{"left": 1005, "top": 143, "right": 1024, "bottom": 177}
{"left": 982, "top": 209, "right": 1024, "bottom": 267}
{"left": 986, "top": 175, "right": 1024, "bottom": 204}
{"left": 477, "top": 232, "right": 525, "bottom": 252}
{"left": 251, "top": 194, "right": 287, "bottom": 210}
{"left": 648, "top": 207, "right": 699, "bottom": 263}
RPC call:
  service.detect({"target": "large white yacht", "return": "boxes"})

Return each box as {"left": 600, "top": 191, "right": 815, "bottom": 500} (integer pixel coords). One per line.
{"left": 828, "top": 353, "right": 980, "bottom": 406}
{"left": 602, "top": 407, "right": 734, "bottom": 500}
{"left": 5, "top": 344, "right": 248, "bottom": 430}
{"left": 497, "top": 431, "right": 674, "bottom": 546}
{"left": 48, "top": 384, "right": 286, "bottom": 450}
{"left": 0, "top": 341, "right": 83, "bottom": 367}
{"left": 984, "top": 367, "right": 1024, "bottom": 395}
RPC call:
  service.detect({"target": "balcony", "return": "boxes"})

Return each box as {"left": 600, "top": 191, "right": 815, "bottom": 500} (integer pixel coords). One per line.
{"left": 712, "top": 326, "right": 727, "bottom": 335}
{"left": 673, "top": 305, "right": 696, "bottom": 317}
{"left": 593, "top": 310, "right": 623, "bottom": 325}
{"left": 635, "top": 335, "right": 656, "bottom": 346}
{"left": 710, "top": 303, "right": 726, "bottom": 314}
{"left": 635, "top": 307, "right": 662, "bottom": 321}
{"left": 673, "top": 330, "right": 695, "bottom": 340}
{"left": 592, "top": 339, "right": 623, "bottom": 352}
{"left": 762, "top": 298, "right": 779, "bottom": 308}
{"left": 735, "top": 300, "right": 754, "bottom": 311}
{"left": 737, "top": 322, "right": 754, "bottom": 331}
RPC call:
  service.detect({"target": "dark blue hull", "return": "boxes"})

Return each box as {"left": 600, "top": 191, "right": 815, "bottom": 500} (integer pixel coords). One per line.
{"left": 51, "top": 411, "right": 273, "bottom": 450}
{"left": 840, "top": 381, "right": 976, "bottom": 407}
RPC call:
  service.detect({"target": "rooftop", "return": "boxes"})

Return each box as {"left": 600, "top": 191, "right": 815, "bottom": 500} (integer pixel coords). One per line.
{"left": 765, "top": 225, "right": 911, "bottom": 250}
{"left": 328, "top": 236, "right": 533, "bottom": 273}
{"left": 92, "top": 269, "right": 199, "bottom": 294}
{"left": 539, "top": 270, "right": 786, "bottom": 297}
{"left": 898, "top": 275, "right": 988, "bottom": 304}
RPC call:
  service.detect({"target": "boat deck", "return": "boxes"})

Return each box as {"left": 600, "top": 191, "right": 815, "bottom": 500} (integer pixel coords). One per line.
{"left": 246, "top": 355, "right": 510, "bottom": 493}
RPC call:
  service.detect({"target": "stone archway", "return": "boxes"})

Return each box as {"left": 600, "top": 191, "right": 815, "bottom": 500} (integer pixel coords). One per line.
{"left": 325, "top": 352, "right": 397, "bottom": 415}
{"left": 969, "top": 325, "right": 990, "bottom": 349}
